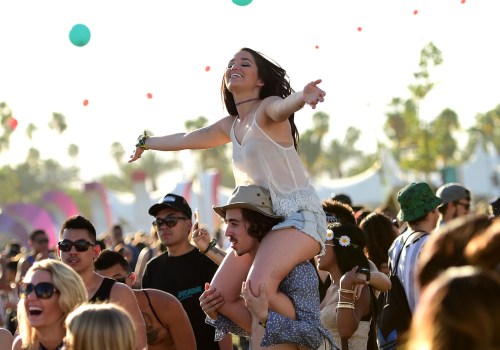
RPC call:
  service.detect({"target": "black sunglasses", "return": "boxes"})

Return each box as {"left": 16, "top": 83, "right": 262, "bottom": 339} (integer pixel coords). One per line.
{"left": 58, "top": 239, "right": 96, "bottom": 252}
{"left": 114, "top": 272, "right": 133, "bottom": 284}
{"left": 152, "top": 216, "right": 188, "bottom": 228}
{"left": 18, "top": 282, "right": 59, "bottom": 299}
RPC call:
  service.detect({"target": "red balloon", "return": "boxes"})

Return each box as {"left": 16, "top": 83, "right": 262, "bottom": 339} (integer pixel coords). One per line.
{"left": 147, "top": 93, "right": 153, "bottom": 99}
{"left": 413, "top": 9, "right": 418, "bottom": 15}
{"left": 83, "top": 99, "right": 89, "bottom": 106}
{"left": 315, "top": 45, "right": 319, "bottom": 49}
{"left": 357, "top": 27, "right": 363, "bottom": 32}
{"left": 8, "top": 117, "right": 18, "bottom": 130}
{"left": 205, "top": 66, "right": 211, "bottom": 72}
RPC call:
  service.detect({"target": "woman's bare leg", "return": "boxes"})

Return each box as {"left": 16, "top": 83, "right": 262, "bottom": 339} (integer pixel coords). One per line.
{"left": 210, "top": 251, "right": 254, "bottom": 331}
{"left": 247, "top": 228, "right": 320, "bottom": 319}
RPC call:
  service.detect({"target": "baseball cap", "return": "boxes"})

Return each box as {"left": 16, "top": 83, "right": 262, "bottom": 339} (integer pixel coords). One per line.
{"left": 397, "top": 182, "right": 442, "bottom": 222}
{"left": 213, "top": 185, "right": 284, "bottom": 219}
{"left": 148, "top": 193, "right": 192, "bottom": 218}
{"left": 436, "top": 183, "right": 471, "bottom": 206}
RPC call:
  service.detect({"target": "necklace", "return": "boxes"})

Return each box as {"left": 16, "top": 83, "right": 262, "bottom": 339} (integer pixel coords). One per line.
{"left": 235, "top": 97, "right": 260, "bottom": 107}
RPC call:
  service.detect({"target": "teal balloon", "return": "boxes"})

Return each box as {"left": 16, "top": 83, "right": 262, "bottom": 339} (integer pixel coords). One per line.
{"left": 232, "top": 0, "right": 253, "bottom": 6}
{"left": 69, "top": 24, "right": 91, "bottom": 47}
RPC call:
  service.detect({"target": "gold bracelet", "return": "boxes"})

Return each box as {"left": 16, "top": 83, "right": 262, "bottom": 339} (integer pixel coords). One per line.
{"left": 337, "top": 302, "right": 355, "bottom": 309}
{"left": 339, "top": 288, "right": 355, "bottom": 294}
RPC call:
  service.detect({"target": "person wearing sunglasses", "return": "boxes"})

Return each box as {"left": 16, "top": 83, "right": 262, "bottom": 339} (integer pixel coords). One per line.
{"left": 56, "top": 215, "right": 147, "bottom": 350}
{"left": 436, "top": 182, "right": 472, "bottom": 227}
{"left": 94, "top": 249, "right": 196, "bottom": 350}
{"left": 141, "top": 193, "right": 226, "bottom": 350}
{"left": 15, "top": 229, "right": 52, "bottom": 285}
{"left": 12, "top": 259, "right": 87, "bottom": 350}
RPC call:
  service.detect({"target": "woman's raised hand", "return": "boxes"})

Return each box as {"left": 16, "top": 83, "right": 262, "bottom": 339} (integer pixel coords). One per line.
{"left": 303, "top": 79, "right": 326, "bottom": 109}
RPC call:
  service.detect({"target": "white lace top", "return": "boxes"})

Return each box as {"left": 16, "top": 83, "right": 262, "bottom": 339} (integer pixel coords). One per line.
{"left": 230, "top": 115, "right": 323, "bottom": 217}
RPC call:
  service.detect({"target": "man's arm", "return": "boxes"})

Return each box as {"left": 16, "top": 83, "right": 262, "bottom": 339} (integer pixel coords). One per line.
{"left": 110, "top": 283, "right": 148, "bottom": 350}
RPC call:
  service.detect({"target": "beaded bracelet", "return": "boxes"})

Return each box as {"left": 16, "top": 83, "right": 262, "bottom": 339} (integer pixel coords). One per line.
{"left": 202, "top": 238, "right": 217, "bottom": 255}
{"left": 136, "top": 130, "right": 149, "bottom": 150}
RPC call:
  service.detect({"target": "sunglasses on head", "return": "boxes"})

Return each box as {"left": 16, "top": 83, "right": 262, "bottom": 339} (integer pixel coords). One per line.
{"left": 18, "top": 282, "right": 59, "bottom": 299}
{"left": 152, "top": 216, "right": 188, "bottom": 228}
{"left": 58, "top": 239, "right": 96, "bottom": 252}
{"left": 114, "top": 272, "right": 133, "bottom": 284}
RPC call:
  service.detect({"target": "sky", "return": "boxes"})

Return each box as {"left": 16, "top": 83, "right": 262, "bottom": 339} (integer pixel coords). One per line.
{"left": 1, "top": 0, "right": 499, "bottom": 185}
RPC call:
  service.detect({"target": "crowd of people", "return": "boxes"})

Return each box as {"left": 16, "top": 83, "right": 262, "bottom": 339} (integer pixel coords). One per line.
{"left": 1, "top": 47, "right": 499, "bottom": 350}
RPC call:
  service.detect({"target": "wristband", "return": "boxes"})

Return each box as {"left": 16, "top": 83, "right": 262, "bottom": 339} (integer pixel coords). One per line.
{"left": 202, "top": 238, "right": 217, "bottom": 255}
{"left": 136, "top": 130, "right": 149, "bottom": 150}
{"left": 356, "top": 267, "right": 371, "bottom": 282}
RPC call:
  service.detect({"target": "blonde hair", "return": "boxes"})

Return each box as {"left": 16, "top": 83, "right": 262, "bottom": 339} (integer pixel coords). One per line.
{"left": 65, "top": 303, "right": 135, "bottom": 350}
{"left": 17, "top": 259, "right": 87, "bottom": 350}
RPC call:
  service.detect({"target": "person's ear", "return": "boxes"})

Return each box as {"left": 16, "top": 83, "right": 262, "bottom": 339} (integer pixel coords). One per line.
{"left": 92, "top": 244, "right": 101, "bottom": 260}
{"left": 129, "top": 272, "right": 137, "bottom": 287}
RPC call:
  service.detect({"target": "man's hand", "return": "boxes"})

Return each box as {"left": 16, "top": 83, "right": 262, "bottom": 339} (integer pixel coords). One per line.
{"left": 241, "top": 280, "right": 268, "bottom": 324}
{"left": 199, "top": 283, "right": 225, "bottom": 320}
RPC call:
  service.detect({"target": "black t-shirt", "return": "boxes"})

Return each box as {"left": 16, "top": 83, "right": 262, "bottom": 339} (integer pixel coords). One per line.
{"left": 142, "top": 247, "right": 219, "bottom": 350}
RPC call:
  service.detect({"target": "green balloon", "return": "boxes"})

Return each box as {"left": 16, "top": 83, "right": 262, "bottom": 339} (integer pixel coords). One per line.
{"left": 69, "top": 24, "right": 91, "bottom": 47}
{"left": 232, "top": 0, "right": 253, "bottom": 6}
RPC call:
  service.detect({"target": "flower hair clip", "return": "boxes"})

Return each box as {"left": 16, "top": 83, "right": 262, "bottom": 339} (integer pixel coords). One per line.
{"left": 326, "top": 222, "right": 341, "bottom": 241}
{"left": 336, "top": 235, "right": 358, "bottom": 248}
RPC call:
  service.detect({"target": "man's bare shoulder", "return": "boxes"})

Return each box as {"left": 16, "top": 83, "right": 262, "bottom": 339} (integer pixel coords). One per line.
{"left": 138, "top": 288, "right": 181, "bottom": 306}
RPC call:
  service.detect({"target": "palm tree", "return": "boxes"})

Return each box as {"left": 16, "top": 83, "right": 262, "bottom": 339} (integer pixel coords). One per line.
{"left": 48, "top": 112, "right": 67, "bottom": 134}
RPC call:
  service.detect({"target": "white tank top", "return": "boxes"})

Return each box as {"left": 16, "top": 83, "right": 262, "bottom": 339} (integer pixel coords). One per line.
{"left": 230, "top": 114, "right": 323, "bottom": 216}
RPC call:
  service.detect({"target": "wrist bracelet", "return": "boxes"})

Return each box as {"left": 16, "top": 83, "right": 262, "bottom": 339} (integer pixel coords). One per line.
{"left": 136, "top": 130, "right": 149, "bottom": 150}
{"left": 202, "top": 238, "right": 217, "bottom": 255}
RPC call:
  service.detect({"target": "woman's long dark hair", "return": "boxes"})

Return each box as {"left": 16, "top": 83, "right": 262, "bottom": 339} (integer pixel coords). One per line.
{"left": 360, "top": 212, "right": 398, "bottom": 271}
{"left": 328, "top": 222, "right": 369, "bottom": 273}
{"left": 221, "top": 48, "right": 300, "bottom": 150}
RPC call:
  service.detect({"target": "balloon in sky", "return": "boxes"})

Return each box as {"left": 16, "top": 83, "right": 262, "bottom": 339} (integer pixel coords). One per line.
{"left": 69, "top": 24, "right": 91, "bottom": 47}
{"left": 8, "top": 117, "right": 18, "bottom": 130}
{"left": 232, "top": 0, "right": 253, "bottom": 6}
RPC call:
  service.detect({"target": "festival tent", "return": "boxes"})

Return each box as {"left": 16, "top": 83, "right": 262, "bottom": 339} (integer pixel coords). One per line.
{"left": 2, "top": 203, "right": 58, "bottom": 249}
{"left": 314, "top": 148, "right": 406, "bottom": 209}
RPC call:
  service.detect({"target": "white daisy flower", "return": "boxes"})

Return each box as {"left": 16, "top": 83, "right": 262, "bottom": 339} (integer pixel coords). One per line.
{"left": 338, "top": 235, "right": 351, "bottom": 247}
{"left": 326, "top": 229, "right": 334, "bottom": 240}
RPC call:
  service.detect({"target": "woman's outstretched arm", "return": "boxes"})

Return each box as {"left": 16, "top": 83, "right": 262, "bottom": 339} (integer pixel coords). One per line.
{"left": 263, "top": 79, "right": 326, "bottom": 124}
{"left": 129, "top": 115, "right": 234, "bottom": 162}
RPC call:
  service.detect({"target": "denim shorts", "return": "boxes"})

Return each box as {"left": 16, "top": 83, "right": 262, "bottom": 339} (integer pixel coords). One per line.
{"left": 272, "top": 209, "right": 327, "bottom": 255}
